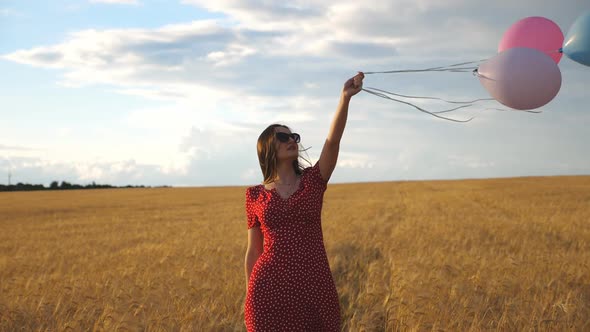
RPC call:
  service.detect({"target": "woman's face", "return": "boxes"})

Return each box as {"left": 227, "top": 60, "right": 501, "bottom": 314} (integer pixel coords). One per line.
{"left": 274, "top": 127, "right": 299, "bottom": 162}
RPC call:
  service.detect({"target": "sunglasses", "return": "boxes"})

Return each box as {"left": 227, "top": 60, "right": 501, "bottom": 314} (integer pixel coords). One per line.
{"left": 275, "top": 132, "right": 301, "bottom": 143}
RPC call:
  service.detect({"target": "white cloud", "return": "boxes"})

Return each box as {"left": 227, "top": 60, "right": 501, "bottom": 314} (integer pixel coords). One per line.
{"left": 56, "top": 127, "right": 72, "bottom": 138}
{"left": 0, "top": 124, "right": 262, "bottom": 185}
{"left": 2, "top": 0, "right": 589, "bottom": 185}
{"left": 89, "top": 0, "right": 140, "bottom": 5}
{"left": 206, "top": 44, "right": 257, "bottom": 66}
{"left": 0, "top": 8, "right": 24, "bottom": 17}
{"left": 0, "top": 144, "right": 40, "bottom": 152}
{"left": 337, "top": 152, "right": 376, "bottom": 169}
{"left": 447, "top": 154, "right": 496, "bottom": 169}
{"left": 241, "top": 167, "right": 258, "bottom": 182}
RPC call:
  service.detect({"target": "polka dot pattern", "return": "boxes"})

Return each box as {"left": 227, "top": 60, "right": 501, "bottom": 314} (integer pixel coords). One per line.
{"left": 244, "top": 161, "right": 341, "bottom": 331}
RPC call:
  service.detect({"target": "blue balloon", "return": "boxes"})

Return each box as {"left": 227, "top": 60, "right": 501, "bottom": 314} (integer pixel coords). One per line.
{"left": 563, "top": 10, "right": 590, "bottom": 66}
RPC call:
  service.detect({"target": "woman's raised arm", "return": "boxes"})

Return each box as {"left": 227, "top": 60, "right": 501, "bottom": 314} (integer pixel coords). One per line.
{"left": 319, "top": 72, "right": 364, "bottom": 181}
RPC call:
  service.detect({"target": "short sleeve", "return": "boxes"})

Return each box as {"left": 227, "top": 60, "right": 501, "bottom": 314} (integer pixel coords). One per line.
{"left": 245, "top": 187, "right": 260, "bottom": 229}
{"left": 306, "top": 161, "right": 328, "bottom": 192}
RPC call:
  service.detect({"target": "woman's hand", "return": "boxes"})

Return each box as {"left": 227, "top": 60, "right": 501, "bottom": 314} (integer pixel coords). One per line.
{"left": 342, "top": 72, "right": 365, "bottom": 99}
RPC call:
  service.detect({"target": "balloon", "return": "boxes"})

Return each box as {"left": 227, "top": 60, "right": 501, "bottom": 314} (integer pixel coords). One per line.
{"left": 477, "top": 48, "right": 561, "bottom": 110}
{"left": 563, "top": 10, "right": 590, "bottom": 66}
{"left": 499, "top": 16, "right": 564, "bottom": 63}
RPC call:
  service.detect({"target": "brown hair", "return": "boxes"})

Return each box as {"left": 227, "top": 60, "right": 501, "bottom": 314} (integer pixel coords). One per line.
{"left": 257, "top": 124, "right": 310, "bottom": 185}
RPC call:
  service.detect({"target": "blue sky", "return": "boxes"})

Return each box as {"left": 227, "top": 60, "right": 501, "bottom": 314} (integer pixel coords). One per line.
{"left": 1, "top": 0, "right": 589, "bottom": 187}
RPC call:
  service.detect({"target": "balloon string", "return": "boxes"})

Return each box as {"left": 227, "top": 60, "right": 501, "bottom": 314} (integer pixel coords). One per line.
{"left": 483, "top": 107, "right": 543, "bottom": 114}
{"left": 362, "top": 88, "right": 474, "bottom": 123}
{"left": 364, "top": 86, "right": 494, "bottom": 104}
{"left": 364, "top": 67, "right": 478, "bottom": 74}
{"left": 364, "top": 59, "right": 487, "bottom": 75}
{"left": 364, "top": 87, "right": 543, "bottom": 118}
{"left": 363, "top": 87, "right": 474, "bottom": 114}
{"left": 363, "top": 59, "right": 547, "bottom": 118}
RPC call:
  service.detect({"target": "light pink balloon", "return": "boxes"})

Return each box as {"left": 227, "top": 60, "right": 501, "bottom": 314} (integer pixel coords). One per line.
{"left": 499, "top": 16, "right": 564, "bottom": 63}
{"left": 477, "top": 47, "right": 561, "bottom": 110}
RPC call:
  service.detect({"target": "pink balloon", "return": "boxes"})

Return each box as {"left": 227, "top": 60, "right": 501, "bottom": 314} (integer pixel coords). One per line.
{"left": 477, "top": 48, "right": 561, "bottom": 110}
{"left": 499, "top": 16, "right": 564, "bottom": 63}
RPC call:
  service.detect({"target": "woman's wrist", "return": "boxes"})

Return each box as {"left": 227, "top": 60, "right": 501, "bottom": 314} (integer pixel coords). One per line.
{"left": 340, "top": 92, "right": 352, "bottom": 102}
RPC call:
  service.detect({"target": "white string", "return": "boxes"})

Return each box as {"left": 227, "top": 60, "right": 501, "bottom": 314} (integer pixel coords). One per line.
{"left": 364, "top": 59, "right": 487, "bottom": 75}
{"left": 365, "top": 86, "right": 494, "bottom": 104}
{"left": 362, "top": 88, "right": 474, "bottom": 123}
{"left": 362, "top": 58, "right": 544, "bottom": 121}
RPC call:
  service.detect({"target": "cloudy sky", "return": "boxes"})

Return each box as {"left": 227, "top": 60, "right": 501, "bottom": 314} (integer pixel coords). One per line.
{"left": 1, "top": 0, "right": 589, "bottom": 187}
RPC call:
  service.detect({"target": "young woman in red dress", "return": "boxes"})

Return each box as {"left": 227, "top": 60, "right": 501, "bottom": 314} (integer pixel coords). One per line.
{"left": 244, "top": 72, "right": 365, "bottom": 331}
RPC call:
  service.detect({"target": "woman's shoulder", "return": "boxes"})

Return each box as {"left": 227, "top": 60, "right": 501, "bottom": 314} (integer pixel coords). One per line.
{"left": 302, "top": 160, "right": 321, "bottom": 177}
{"left": 302, "top": 160, "right": 328, "bottom": 187}
{"left": 246, "top": 184, "right": 264, "bottom": 200}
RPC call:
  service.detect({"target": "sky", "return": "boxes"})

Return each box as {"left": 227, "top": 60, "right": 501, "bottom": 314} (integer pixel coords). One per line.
{"left": 1, "top": 0, "right": 589, "bottom": 187}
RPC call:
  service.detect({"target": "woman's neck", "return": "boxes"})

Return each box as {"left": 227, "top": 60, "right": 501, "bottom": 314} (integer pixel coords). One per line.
{"left": 274, "top": 160, "right": 298, "bottom": 184}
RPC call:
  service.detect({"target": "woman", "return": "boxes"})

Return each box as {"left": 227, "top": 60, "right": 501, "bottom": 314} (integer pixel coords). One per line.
{"left": 244, "top": 72, "right": 365, "bottom": 331}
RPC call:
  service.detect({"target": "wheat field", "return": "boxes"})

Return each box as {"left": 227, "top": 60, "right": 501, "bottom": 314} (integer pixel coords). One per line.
{"left": 1, "top": 176, "right": 589, "bottom": 331}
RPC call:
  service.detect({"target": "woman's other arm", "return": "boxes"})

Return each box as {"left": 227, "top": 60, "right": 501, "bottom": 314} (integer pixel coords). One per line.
{"left": 245, "top": 226, "right": 263, "bottom": 287}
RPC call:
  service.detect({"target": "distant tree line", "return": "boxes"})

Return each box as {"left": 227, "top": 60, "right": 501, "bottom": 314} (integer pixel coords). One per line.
{"left": 0, "top": 181, "right": 164, "bottom": 192}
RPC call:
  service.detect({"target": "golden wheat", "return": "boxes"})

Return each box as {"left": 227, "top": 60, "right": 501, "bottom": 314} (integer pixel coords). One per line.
{"left": 1, "top": 176, "right": 589, "bottom": 331}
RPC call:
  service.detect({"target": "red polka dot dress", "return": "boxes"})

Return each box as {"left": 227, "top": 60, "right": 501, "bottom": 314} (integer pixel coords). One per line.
{"left": 244, "top": 161, "right": 341, "bottom": 331}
